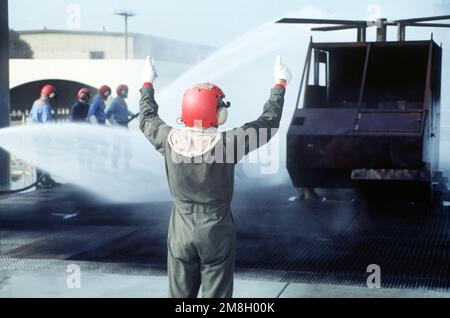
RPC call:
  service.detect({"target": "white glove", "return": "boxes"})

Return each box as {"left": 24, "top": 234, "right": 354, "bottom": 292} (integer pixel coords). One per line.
{"left": 142, "top": 56, "right": 158, "bottom": 84}
{"left": 273, "top": 54, "right": 292, "bottom": 85}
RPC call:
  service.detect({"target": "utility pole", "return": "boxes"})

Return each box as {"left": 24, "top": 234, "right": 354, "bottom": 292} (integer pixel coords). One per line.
{"left": 0, "top": 0, "right": 10, "bottom": 186}
{"left": 115, "top": 10, "right": 136, "bottom": 59}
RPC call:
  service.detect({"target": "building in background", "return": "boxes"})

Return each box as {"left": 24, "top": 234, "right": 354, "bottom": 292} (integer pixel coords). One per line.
{"left": 9, "top": 29, "right": 216, "bottom": 122}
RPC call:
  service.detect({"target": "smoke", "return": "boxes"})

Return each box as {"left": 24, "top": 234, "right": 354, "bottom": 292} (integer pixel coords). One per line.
{"left": 153, "top": 6, "right": 336, "bottom": 184}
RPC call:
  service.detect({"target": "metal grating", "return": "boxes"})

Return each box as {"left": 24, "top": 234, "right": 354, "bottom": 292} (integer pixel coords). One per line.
{"left": 0, "top": 184, "right": 449, "bottom": 292}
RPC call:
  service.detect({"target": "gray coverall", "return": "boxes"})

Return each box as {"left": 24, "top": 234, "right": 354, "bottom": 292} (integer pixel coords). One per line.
{"left": 139, "top": 85, "right": 285, "bottom": 298}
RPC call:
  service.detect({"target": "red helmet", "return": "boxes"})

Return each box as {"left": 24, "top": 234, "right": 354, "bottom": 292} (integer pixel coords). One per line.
{"left": 41, "top": 84, "right": 56, "bottom": 98}
{"left": 116, "top": 84, "right": 129, "bottom": 96}
{"left": 182, "top": 83, "right": 227, "bottom": 128}
{"left": 77, "top": 88, "right": 91, "bottom": 101}
{"left": 98, "top": 85, "right": 111, "bottom": 98}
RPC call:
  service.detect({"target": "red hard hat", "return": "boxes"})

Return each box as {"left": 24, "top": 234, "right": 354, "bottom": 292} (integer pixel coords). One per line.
{"left": 98, "top": 85, "right": 111, "bottom": 97}
{"left": 116, "top": 84, "right": 129, "bottom": 96}
{"left": 77, "top": 88, "right": 91, "bottom": 100}
{"left": 41, "top": 84, "right": 56, "bottom": 98}
{"left": 182, "top": 83, "right": 225, "bottom": 128}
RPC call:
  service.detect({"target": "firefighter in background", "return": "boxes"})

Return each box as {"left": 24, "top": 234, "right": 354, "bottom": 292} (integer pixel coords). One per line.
{"left": 29, "top": 84, "right": 55, "bottom": 124}
{"left": 88, "top": 85, "right": 111, "bottom": 125}
{"left": 70, "top": 88, "right": 91, "bottom": 122}
{"left": 106, "top": 84, "right": 135, "bottom": 127}
{"left": 29, "top": 84, "right": 58, "bottom": 188}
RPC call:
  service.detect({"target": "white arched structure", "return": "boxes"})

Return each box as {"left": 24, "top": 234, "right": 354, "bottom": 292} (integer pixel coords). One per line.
{"left": 9, "top": 59, "right": 190, "bottom": 113}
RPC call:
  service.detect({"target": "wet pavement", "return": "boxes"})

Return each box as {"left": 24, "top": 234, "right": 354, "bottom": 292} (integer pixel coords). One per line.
{"left": 0, "top": 181, "right": 449, "bottom": 297}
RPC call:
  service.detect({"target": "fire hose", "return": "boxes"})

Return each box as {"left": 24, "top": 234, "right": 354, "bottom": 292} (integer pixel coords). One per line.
{"left": 127, "top": 113, "right": 140, "bottom": 124}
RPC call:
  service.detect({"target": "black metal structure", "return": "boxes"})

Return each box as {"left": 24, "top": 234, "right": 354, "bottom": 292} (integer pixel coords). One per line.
{"left": 0, "top": 0, "right": 10, "bottom": 186}
{"left": 280, "top": 16, "right": 450, "bottom": 198}
{"left": 277, "top": 15, "right": 450, "bottom": 42}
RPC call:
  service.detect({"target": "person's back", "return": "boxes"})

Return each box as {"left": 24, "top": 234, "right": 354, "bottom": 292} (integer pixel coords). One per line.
{"left": 164, "top": 128, "right": 234, "bottom": 204}
{"left": 30, "top": 99, "right": 52, "bottom": 123}
{"left": 106, "top": 85, "right": 132, "bottom": 127}
{"left": 88, "top": 95, "right": 107, "bottom": 124}
{"left": 89, "top": 85, "right": 111, "bottom": 124}
{"left": 139, "top": 56, "right": 291, "bottom": 298}
{"left": 106, "top": 97, "right": 130, "bottom": 126}
{"left": 70, "top": 101, "right": 89, "bottom": 122}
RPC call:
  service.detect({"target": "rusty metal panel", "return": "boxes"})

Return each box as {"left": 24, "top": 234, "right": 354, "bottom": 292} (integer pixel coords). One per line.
{"left": 355, "top": 111, "right": 423, "bottom": 134}
{"left": 289, "top": 108, "right": 356, "bottom": 135}
{"left": 351, "top": 169, "right": 429, "bottom": 181}
{"left": 287, "top": 41, "right": 441, "bottom": 189}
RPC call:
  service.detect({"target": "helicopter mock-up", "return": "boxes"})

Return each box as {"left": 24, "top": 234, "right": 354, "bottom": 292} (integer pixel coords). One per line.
{"left": 278, "top": 16, "right": 450, "bottom": 201}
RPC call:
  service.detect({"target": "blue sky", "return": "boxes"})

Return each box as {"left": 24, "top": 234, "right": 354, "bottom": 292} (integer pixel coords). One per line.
{"left": 8, "top": 0, "right": 450, "bottom": 46}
